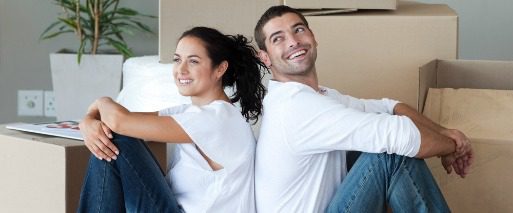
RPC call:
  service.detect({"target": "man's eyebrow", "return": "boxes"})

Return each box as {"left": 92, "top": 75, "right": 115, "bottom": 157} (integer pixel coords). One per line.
{"left": 268, "top": 22, "right": 307, "bottom": 41}
{"left": 292, "top": 22, "right": 306, "bottom": 29}
{"left": 269, "top": 30, "right": 283, "bottom": 41}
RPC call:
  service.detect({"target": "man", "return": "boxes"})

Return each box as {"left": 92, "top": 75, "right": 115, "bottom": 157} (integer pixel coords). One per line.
{"left": 254, "top": 5, "right": 473, "bottom": 213}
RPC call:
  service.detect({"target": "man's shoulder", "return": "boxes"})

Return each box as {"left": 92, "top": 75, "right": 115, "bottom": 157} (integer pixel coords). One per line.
{"left": 266, "top": 81, "right": 318, "bottom": 101}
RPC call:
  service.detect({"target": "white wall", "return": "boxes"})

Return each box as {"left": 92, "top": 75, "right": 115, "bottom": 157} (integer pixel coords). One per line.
{"left": 417, "top": 0, "right": 513, "bottom": 60}
{"left": 0, "top": 0, "right": 158, "bottom": 123}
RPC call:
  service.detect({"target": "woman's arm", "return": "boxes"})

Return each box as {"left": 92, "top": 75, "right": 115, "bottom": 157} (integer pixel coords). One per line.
{"left": 80, "top": 97, "right": 192, "bottom": 161}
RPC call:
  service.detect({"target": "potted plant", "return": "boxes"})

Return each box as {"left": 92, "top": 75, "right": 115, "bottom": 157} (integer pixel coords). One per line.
{"left": 40, "top": 0, "right": 155, "bottom": 120}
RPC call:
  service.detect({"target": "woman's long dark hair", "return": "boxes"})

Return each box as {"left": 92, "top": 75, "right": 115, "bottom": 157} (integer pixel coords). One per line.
{"left": 179, "top": 27, "right": 268, "bottom": 123}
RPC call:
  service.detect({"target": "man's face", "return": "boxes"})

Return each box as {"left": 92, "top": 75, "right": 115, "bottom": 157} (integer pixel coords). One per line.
{"left": 260, "top": 12, "right": 318, "bottom": 79}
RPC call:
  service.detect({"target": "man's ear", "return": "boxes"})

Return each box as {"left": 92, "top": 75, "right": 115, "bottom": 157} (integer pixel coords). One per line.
{"left": 258, "top": 50, "right": 272, "bottom": 68}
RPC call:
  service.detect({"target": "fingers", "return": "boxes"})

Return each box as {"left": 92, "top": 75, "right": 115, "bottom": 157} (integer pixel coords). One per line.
{"left": 443, "top": 129, "right": 471, "bottom": 157}
{"left": 441, "top": 155, "right": 454, "bottom": 174}
{"left": 81, "top": 120, "right": 119, "bottom": 162}
{"left": 452, "top": 152, "right": 473, "bottom": 178}
{"left": 102, "top": 124, "right": 113, "bottom": 139}
{"left": 85, "top": 138, "right": 118, "bottom": 162}
{"left": 99, "top": 123, "right": 118, "bottom": 155}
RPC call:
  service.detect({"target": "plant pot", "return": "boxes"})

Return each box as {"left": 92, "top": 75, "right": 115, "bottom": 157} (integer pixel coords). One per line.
{"left": 50, "top": 51, "right": 123, "bottom": 120}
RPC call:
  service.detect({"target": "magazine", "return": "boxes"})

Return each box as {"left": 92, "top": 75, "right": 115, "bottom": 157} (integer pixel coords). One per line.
{"left": 6, "top": 120, "right": 83, "bottom": 141}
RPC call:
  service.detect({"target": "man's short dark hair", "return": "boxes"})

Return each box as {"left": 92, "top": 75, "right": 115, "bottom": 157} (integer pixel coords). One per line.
{"left": 254, "top": 5, "right": 309, "bottom": 51}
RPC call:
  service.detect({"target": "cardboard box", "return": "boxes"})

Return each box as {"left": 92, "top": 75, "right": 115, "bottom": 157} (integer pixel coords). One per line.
{"left": 418, "top": 59, "right": 513, "bottom": 112}
{"left": 419, "top": 59, "right": 513, "bottom": 212}
{"left": 285, "top": 0, "right": 397, "bottom": 10}
{"left": 309, "top": 1, "right": 457, "bottom": 109}
{"left": 159, "top": 0, "right": 282, "bottom": 63}
{"left": 0, "top": 125, "right": 167, "bottom": 212}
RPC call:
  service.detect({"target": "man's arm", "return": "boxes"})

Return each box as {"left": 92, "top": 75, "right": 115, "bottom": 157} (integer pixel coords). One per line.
{"left": 393, "top": 103, "right": 473, "bottom": 178}
{"left": 393, "top": 103, "right": 471, "bottom": 157}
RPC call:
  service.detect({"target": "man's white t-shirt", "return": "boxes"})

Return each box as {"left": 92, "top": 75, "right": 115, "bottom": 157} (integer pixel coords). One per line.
{"left": 159, "top": 101, "right": 256, "bottom": 213}
{"left": 255, "top": 81, "right": 421, "bottom": 213}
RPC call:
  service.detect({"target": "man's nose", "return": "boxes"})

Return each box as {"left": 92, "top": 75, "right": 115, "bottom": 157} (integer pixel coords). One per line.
{"left": 287, "top": 34, "right": 300, "bottom": 48}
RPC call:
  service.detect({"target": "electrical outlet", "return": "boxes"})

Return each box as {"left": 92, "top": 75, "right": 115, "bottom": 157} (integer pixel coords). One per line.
{"left": 18, "top": 90, "right": 44, "bottom": 116}
{"left": 44, "top": 91, "right": 57, "bottom": 117}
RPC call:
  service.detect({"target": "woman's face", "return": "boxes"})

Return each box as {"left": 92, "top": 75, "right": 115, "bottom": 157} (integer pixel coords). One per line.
{"left": 172, "top": 36, "right": 224, "bottom": 99}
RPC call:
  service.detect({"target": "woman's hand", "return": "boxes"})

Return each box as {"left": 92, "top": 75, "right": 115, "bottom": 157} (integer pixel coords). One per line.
{"left": 80, "top": 115, "right": 119, "bottom": 162}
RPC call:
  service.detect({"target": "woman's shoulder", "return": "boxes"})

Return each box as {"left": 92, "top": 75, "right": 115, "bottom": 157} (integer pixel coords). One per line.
{"left": 204, "top": 100, "right": 243, "bottom": 118}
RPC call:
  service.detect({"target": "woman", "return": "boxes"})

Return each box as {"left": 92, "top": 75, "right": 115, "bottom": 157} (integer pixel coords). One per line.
{"left": 77, "top": 27, "right": 267, "bottom": 212}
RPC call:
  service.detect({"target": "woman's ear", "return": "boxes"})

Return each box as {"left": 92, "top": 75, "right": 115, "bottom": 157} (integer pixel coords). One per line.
{"left": 216, "top": 61, "right": 229, "bottom": 79}
{"left": 258, "top": 50, "right": 272, "bottom": 68}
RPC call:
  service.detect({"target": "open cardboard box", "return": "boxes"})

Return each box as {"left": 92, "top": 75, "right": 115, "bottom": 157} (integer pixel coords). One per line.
{"left": 0, "top": 126, "right": 167, "bottom": 212}
{"left": 284, "top": 0, "right": 396, "bottom": 10}
{"left": 419, "top": 59, "right": 513, "bottom": 212}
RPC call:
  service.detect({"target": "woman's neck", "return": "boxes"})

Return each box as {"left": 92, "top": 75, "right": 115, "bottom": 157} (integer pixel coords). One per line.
{"left": 191, "top": 91, "right": 230, "bottom": 106}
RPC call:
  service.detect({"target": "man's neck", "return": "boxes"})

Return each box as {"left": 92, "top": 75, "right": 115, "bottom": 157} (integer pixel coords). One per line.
{"left": 273, "top": 69, "right": 320, "bottom": 92}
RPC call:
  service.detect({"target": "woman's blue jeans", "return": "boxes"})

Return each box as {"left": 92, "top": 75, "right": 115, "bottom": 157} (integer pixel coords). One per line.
{"left": 77, "top": 134, "right": 183, "bottom": 213}
{"left": 326, "top": 153, "right": 450, "bottom": 213}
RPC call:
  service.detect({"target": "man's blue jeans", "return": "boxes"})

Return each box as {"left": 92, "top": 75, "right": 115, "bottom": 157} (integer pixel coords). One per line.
{"left": 77, "top": 134, "right": 183, "bottom": 213}
{"left": 326, "top": 153, "right": 450, "bottom": 213}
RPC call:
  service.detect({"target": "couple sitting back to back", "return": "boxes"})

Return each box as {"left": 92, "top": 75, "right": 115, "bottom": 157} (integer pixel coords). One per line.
{"left": 78, "top": 5, "right": 473, "bottom": 213}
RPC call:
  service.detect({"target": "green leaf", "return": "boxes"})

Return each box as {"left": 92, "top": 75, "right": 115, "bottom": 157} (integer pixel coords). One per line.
{"left": 39, "top": 21, "right": 62, "bottom": 40}
{"left": 116, "top": 8, "right": 138, "bottom": 16}
{"left": 107, "top": 38, "right": 133, "bottom": 58}
{"left": 58, "top": 17, "right": 78, "bottom": 30}
{"left": 40, "top": 30, "right": 75, "bottom": 40}
{"left": 102, "top": 0, "right": 118, "bottom": 11}
{"left": 132, "top": 21, "right": 153, "bottom": 34}
{"left": 77, "top": 39, "right": 86, "bottom": 64}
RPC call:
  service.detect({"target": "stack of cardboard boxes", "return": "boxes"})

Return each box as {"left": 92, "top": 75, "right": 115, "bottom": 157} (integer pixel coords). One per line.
{"left": 160, "top": 0, "right": 457, "bottom": 108}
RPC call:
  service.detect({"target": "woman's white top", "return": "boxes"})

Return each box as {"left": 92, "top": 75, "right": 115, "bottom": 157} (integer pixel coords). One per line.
{"left": 159, "top": 101, "right": 256, "bottom": 213}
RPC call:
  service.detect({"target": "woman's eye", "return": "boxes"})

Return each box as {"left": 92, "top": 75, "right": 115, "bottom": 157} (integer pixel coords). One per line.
{"left": 296, "top": 27, "right": 305, "bottom": 33}
{"left": 190, "top": 60, "right": 199, "bottom": 64}
{"left": 172, "top": 58, "right": 180, "bottom": 63}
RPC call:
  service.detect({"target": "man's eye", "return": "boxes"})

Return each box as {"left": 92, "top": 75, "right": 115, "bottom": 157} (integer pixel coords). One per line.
{"left": 190, "top": 60, "right": 199, "bottom": 64}
{"left": 172, "top": 58, "right": 180, "bottom": 63}
{"left": 296, "top": 27, "right": 305, "bottom": 33}
{"left": 272, "top": 36, "right": 283, "bottom": 44}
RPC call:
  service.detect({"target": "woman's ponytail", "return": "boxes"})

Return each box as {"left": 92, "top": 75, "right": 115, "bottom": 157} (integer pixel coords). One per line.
{"left": 225, "top": 34, "right": 267, "bottom": 123}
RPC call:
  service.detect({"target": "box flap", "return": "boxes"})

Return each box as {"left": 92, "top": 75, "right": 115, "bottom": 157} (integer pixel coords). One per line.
{"left": 418, "top": 59, "right": 439, "bottom": 112}
{"left": 422, "top": 88, "right": 513, "bottom": 142}
{"left": 436, "top": 59, "right": 513, "bottom": 90}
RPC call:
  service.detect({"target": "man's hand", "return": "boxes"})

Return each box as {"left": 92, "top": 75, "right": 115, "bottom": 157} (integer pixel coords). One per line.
{"left": 441, "top": 148, "right": 474, "bottom": 178}
{"left": 441, "top": 128, "right": 472, "bottom": 158}
{"left": 79, "top": 116, "right": 118, "bottom": 162}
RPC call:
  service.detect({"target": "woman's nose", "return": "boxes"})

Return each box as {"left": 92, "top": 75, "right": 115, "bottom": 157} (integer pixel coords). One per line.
{"left": 176, "top": 62, "right": 187, "bottom": 74}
